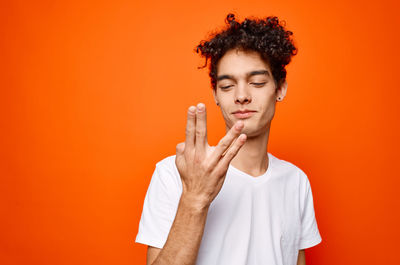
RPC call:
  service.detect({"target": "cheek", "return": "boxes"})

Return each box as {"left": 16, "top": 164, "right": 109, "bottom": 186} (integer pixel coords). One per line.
{"left": 255, "top": 91, "right": 275, "bottom": 109}
{"left": 219, "top": 104, "right": 236, "bottom": 127}
{"left": 258, "top": 98, "right": 277, "bottom": 121}
{"left": 263, "top": 106, "right": 276, "bottom": 120}
{"left": 222, "top": 109, "right": 233, "bottom": 123}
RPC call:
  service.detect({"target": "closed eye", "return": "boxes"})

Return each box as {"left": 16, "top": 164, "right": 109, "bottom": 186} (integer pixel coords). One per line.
{"left": 251, "top": 82, "right": 267, "bottom": 87}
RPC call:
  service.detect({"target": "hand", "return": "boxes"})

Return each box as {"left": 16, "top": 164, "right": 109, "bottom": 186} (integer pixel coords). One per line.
{"left": 175, "top": 103, "right": 247, "bottom": 208}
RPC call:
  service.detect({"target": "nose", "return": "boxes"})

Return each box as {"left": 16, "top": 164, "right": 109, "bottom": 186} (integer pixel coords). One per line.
{"left": 235, "top": 81, "right": 252, "bottom": 104}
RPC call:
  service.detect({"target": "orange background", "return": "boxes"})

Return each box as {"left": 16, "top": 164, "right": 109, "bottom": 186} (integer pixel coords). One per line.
{"left": 1, "top": 0, "right": 399, "bottom": 264}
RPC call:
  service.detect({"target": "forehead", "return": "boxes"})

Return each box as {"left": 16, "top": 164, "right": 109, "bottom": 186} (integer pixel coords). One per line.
{"left": 216, "top": 49, "right": 270, "bottom": 77}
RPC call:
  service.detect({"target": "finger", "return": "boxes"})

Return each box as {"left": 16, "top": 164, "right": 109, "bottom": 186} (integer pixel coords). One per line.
{"left": 195, "top": 103, "right": 207, "bottom": 155}
{"left": 216, "top": 133, "right": 247, "bottom": 171}
{"left": 221, "top": 137, "right": 236, "bottom": 157}
{"left": 176, "top": 142, "right": 185, "bottom": 157}
{"left": 208, "top": 120, "right": 244, "bottom": 168}
{"left": 184, "top": 106, "right": 196, "bottom": 152}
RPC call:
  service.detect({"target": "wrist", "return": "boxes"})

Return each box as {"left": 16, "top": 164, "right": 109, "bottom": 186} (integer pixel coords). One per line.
{"left": 180, "top": 192, "right": 211, "bottom": 213}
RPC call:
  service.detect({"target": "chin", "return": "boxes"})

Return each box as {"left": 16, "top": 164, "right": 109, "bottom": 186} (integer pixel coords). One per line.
{"left": 244, "top": 120, "right": 270, "bottom": 134}
{"left": 239, "top": 124, "right": 256, "bottom": 135}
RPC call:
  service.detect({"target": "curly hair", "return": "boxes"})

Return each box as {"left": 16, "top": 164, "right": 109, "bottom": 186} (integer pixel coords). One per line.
{"left": 195, "top": 13, "right": 298, "bottom": 91}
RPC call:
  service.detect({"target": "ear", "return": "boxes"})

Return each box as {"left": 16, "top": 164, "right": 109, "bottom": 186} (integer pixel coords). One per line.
{"left": 276, "top": 80, "right": 288, "bottom": 101}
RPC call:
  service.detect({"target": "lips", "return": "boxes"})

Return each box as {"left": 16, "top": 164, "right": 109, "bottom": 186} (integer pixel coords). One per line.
{"left": 232, "top": 109, "right": 256, "bottom": 114}
{"left": 232, "top": 110, "right": 257, "bottom": 119}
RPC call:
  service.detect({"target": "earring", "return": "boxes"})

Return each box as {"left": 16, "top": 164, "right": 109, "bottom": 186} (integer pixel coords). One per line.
{"left": 216, "top": 102, "right": 220, "bottom": 106}
{"left": 277, "top": 97, "right": 281, "bottom": 101}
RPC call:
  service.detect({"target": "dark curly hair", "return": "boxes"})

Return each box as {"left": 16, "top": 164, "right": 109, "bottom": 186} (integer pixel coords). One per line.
{"left": 195, "top": 13, "right": 298, "bottom": 91}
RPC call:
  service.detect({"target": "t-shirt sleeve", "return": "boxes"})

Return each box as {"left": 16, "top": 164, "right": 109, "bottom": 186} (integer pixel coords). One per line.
{"left": 298, "top": 175, "right": 322, "bottom": 250}
{"left": 135, "top": 161, "right": 181, "bottom": 248}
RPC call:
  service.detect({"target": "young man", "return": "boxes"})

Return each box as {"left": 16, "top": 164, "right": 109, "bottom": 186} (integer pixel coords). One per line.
{"left": 135, "top": 13, "right": 322, "bottom": 265}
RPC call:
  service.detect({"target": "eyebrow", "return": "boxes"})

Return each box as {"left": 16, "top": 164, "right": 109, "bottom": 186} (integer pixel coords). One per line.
{"left": 217, "top": 69, "right": 270, "bottom": 82}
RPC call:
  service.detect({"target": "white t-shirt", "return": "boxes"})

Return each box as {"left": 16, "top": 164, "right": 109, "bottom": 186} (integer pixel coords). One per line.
{"left": 135, "top": 152, "right": 322, "bottom": 265}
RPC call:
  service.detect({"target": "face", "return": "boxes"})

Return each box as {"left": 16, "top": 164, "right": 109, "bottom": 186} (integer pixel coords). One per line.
{"left": 212, "top": 48, "right": 287, "bottom": 138}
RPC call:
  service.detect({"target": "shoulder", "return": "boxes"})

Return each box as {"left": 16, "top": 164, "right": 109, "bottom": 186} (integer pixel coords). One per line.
{"left": 155, "top": 154, "right": 177, "bottom": 170}
{"left": 153, "top": 154, "right": 182, "bottom": 191}
{"left": 269, "top": 153, "right": 310, "bottom": 187}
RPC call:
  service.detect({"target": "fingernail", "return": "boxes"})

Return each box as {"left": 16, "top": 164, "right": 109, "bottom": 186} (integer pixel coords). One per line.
{"left": 197, "top": 103, "right": 205, "bottom": 112}
{"left": 188, "top": 106, "right": 196, "bottom": 114}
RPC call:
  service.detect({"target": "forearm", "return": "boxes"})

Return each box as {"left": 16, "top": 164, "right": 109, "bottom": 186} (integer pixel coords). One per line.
{"left": 297, "top": 250, "right": 306, "bottom": 265}
{"left": 151, "top": 193, "right": 210, "bottom": 265}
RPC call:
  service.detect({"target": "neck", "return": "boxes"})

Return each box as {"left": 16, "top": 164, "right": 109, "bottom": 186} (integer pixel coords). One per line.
{"left": 229, "top": 123, "right": 270, "bottom": 178}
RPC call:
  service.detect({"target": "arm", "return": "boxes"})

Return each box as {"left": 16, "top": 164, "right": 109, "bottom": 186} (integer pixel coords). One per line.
{"left": 149, "top": 194, "right": 210, "bottom": 265}
{"left": 297, "top": 249, "right": 306, "bottom": 265}
{"left": 149, "top": 103, "right": 246, "bottom": 265}
{"left": 147, "top": 246, "right": 161, "bottom": 265}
